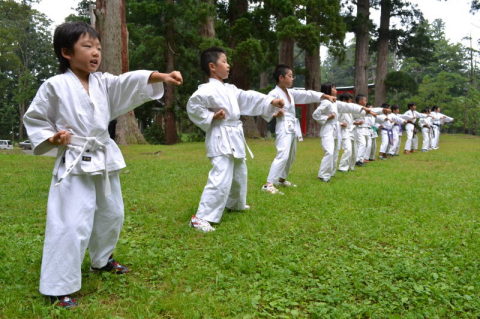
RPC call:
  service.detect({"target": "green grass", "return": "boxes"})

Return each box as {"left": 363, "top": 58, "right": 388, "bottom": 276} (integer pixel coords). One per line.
{"left": 1, "top": 134, "right": 479, "bottom": 318}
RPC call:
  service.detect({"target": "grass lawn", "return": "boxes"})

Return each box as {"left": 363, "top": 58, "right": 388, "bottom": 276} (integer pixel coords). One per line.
{"left": 0, "top": 134, "right": 479, "bottom": 318}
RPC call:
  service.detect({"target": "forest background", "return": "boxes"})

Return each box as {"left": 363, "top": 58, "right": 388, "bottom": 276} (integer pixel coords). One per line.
{"left": 1, "top": 0, "right": 479, "bottom": 145}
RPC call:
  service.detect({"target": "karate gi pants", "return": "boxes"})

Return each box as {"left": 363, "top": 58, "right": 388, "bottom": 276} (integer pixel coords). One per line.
{"left": 267, "top": 132, "right": 297, "bottom": 184}
{"left": 367, "top": 137, "right": 376, "bottom": 160}
{"left": 432, "top": 126, "right": 440, "bottom": 149}
{"left": 318, "top": 135, "right": 340, "bottom": 180}
{"left": 391, "top": 132, "right": 401, "bottom": 155}
{"left": 355, "top": 133, "right": 369, "bottom": 162}
{"left": 404, "top": 124, "right": 418, "bottom": 151}
{"left": 421, "top": 128, "right": 431, "bottom": 150}
{"left": 196, "top": 155, "right": 247, "bottom": 223}
{"left": 380, "top": 130, "right": 392, "bottom": 154}
{"left": 338, "top": 138, "right": 356, "bottom": 171}
{"left": 40, "top": 169, "right": 124, "bottom": 296}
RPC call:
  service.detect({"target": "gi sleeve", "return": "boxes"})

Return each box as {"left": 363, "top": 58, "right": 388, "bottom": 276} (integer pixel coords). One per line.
{"left": 234, "top": 87, "right": 275, "bottom": 120}
{"left": 290, "top": 89, "right": 323, "bottom": 104}
{"left": 336, "top": 101, "right": 364, "bottom": 114}
{"left": 440, "top": 113, "right": 454, "bottom": 123}
{"left": 186, "top": 93, "right": 214, "bottom": 132}
{"left": 23, "top": 83, "right": 58, "bottom": 155}
{"left": 103, "top": 71, "right": 164, "bottom": 119}
{"left": 312, "top": 100, "right": 331, "bottom": 124}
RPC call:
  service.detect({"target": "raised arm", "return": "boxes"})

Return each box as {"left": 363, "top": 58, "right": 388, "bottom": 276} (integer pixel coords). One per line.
{"left": 235, "top": 87, "right": 282, "bottom": 120}
{"left": 103, "top": 71, "right": 166, "bottom": 120}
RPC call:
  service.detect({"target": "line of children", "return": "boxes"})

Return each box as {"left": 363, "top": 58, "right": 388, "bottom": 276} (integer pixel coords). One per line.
{"left": 312, "top": 84, "right": 373, "bottom": 182}
{"left": 25, "top": 26, "right": 456, "bottom": 307}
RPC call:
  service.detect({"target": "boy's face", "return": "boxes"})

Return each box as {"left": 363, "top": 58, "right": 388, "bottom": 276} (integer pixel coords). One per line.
{"left": 62, "top": 33, "right": 101, "bottom": 77}
{"left": 331, "top": 86, "right": 337, "bottom": 97}
{"left": 279, "top": 69, "right": 294, "bottom": 88}
{"left": 358, "top": 97, "right": 367, "bottom": 106}
{"left": 210, "top": 53, "right": 230, "bottom": 80}
{"left": 393, "top": 109, "right": 399, "bottom": 114}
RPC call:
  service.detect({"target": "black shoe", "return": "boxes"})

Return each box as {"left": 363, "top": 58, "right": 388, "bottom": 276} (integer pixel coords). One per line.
{"left": 50, "top": 295, "right": 78, "bottom": 309}
{"left": 355, "top": 161, "right": 364, "bottom": 167}
{"left": 91, "top": 256, "right": 129, "bottom": 274}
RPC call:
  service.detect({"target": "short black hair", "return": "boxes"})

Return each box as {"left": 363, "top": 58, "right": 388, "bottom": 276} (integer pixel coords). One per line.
{"left": 391, "top": 105, "right": 400, "bottom": 111}
{"left": 355, "top": 94, "right": 367, "bottom": 104}
{"left": 320, "top": 83, "right": 335, "bottom": 95}
{"left": 421, "top": 107, "right": 430, "bottom": 113}
{"left": 407, "top": 102, "right": 416, "bottom": 109}
{"left": 338, "top": 92, "right": 353, "bottom": 102}
{"left": 381, "top": 103, "right": 390, "bottom": 109}
{"left": 53, "top": 22, "right": 100, "bottom": 73}
{"left": 200, "top": 47, "right": 226, "bottom": 76}
{"left": 431, "top": 105, "right": 439, "bottom": 111}
{"left": 273, "top": 64, "right": 292, "bottom": 83}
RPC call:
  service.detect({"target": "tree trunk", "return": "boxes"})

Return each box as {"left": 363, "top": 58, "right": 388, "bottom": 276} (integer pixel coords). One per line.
{"left": 305, "top": 46, "right": 321, "bottom": 137}
{"left": 279, "top": 38, "right": 295, "bottom": 66}
{"left": 374, "top": 0, "right": 391, "bottom": 106}
{"left": 163, "top": 0, "right": 178, "bottom": 144}
{"left": 95, "top": 0, "right": 146, "bottom": 144}
{"left": 257, "top": 71, "right": 270, "bottom": 138}
{"left": 200, "top": 0, "right": 216, "bottom": 38}
{"left": 228, "top": 0, "right": 249, "bottom": 90}
{"left": 227, "top": 0, "right": 260, "bottom": 138}
{"left": 354, "top": 0, "right": 370, "bottom": 97}
{"left": 18, "top": 101, "right": 25, "bottom": 141}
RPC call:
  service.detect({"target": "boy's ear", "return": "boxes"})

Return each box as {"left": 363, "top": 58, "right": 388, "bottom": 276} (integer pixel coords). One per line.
{"left": 208, "top": 62, "right": 216, "bottom": 73}
{"left": 61, "top": 48, "right": 73, "bottom": 61}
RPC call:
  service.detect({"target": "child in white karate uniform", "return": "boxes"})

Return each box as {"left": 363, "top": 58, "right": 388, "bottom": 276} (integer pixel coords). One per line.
{"left": 23, "top": 22, "right": 183, "bottom": 308}
{"left": 262, "top": 64, "right": 334, "bottom": 194}
{"left": 313, "top": 84, "right": 371, "bottom": 181}
{"left": 402, "top": 102, "right": 427, "bottom": 154}
{"left": 337, "top": 93, "right": 357, "bottom": 172}
{"left": 389, "top": 105, "right": 404, "bottom": 156}
{"left": 187, "top": 47, "right": 284, "bottom": 232}
{"left": 352, "top": 94, "right": 370, "bottom": 166}
{"left": 419, "top": 108, "right": 433, "bottom": 151}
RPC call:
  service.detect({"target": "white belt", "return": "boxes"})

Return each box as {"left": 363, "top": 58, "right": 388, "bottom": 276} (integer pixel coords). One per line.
{"left": 54, "top": 134, "right": 112, "bottom": 196}
{"left": 217, "top": 120, "right": 254, "bottom": 159}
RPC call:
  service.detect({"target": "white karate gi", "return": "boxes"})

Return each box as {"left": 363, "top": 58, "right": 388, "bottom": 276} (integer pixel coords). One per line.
{"left": 402, "top": 110, "right": 427, "bottom": 151}
{"left": 23, "top": 69, "right": 164, "bottom": 296}
{"left": 266, "top": 86, "right": 323, "bottom": 184}
{"left": 353, "top": 112, "right": 370, "bottom": 162}
{"left": 430, "top": 111, "right": 454, "bottom": 149}
{"left": 187, "top": 78, "right": 275, "bottom": 223}
{"left": 338, "top": 112, "right": 356, "bottom": 172}
{"left": 390, "top": 114, "right": 404, "bottom": 155}
{"left": 419, "top": 116, "right": 433, "bottom": 151}
{"left": 365, "top": 114, "right": 378, "bottom": 160}
{"left": 378, "top": 113, "right": 394, "bottom": 154}
{"left": 313, "top": 101, "right": 363, "bottom": 180}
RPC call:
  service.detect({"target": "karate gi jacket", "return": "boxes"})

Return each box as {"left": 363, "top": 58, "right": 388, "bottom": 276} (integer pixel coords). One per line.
{"left": 418, "top": 116, "right": 433, "bottom": 128}
{"left": 338, "top": 112, "right": 355, "bottom": 140}
{"left": 24, "top": 69, "right": 164, "bottom": 176}
{"left": 187, "top": 78, "right": 276, "bottom": 159}
{"left": 267, "top": 86, "right": 323, "bottom": 140}
{"left": 431, "top": 112, "right": 454, "bottom": 126}
{"left": 312, "top": 100, "right": 364, "bottom": 139}
{"left": 401, "top": 110, "right": 427, "bottom": 125}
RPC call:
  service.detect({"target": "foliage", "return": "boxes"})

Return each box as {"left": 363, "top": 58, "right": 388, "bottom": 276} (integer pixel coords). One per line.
{"left": 0, "top": 0, "right": 56, "bottom": 140}
{"left": 1, "top": 135, "right": 480, "bottom": 317}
